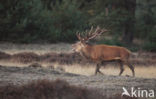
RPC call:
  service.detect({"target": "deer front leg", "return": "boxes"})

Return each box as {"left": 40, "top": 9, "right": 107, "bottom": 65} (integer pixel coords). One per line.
{"left": 127, "top": 62, "right": 135, "bottom": 77}
{"left": 95, "top": 64, "right": 99, "bottom": 75}
{"left": 95, "top": 63, "right": 103, "bottom": 75}
{"left": 119, "top": 61, "right": 124, "bottom": 76}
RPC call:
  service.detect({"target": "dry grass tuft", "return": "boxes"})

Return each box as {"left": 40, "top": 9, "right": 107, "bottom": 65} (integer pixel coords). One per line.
{"left": 0, "top": 79, "right": 137, "bottom": 99}
{"left": 28, "top": 62, "right": 42, "bottom": 68}
{"left": 0, "top": 51, "right": 11, "bottom": 60}
{"left": 0, "top": 51, "right": 156, "bottom": 66}
{"left": 11, "top": 52, "right": 39, "bottom": 63}
{"left": 40, "top": 52, "right": 83, "bottom": 64}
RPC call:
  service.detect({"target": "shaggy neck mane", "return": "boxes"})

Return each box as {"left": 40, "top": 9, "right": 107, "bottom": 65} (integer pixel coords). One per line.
{"left": 80, "top": 44, "right": 92, "bottom": 59}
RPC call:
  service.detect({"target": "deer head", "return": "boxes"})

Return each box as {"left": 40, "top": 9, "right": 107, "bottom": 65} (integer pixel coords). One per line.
{"left": 72, "top": 26, "right": 108, "bottom": 53}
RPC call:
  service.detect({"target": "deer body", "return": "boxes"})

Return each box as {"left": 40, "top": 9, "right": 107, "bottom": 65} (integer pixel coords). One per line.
{"left": 72, "top": 26, "right": 135, "bottom": 77}
{"left": 81, "top": 44, "right": 131, "bottom": 62}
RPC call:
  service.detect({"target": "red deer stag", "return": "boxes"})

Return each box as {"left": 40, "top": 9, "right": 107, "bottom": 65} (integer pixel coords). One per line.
{"left": 72, "top": 26, "right": 135, "bottom": 77}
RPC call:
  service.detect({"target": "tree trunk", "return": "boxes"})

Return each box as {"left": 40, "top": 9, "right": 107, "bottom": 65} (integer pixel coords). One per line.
{"left": 122, "top": 0, "right": 136, "bottom": 44}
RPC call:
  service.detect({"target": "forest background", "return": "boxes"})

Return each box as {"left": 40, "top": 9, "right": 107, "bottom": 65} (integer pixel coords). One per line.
{"left": 0, "top": 0, "right": 155, "bottom": 52}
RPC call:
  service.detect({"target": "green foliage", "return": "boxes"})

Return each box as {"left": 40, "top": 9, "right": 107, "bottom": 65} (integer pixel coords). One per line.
{"left": 97, "top": 37, "right": 123, "bottom": 46}
{"left": 143, "top": 28, "right": 156, "bottom": 52}
{"left": 0, "top": 0, "right": 156, "bottom": 52}
{"left": 50, "top": 0, "right": 88, "bottom": 42}
{"left": 148, "top": 28, "right": 156, "bottom": 43}
{"left": 0, "top": 0, "right": 88, "bottom": 43}
{"left": 90, "top": 0, "right": 136, "bottom": 45}
{"left": 90, "top": 9, "right": 128, "bottom": 35}
{"left": 143, "top": 42, "right": 156, "bottom": 52}
{"left": 135, "top": 0, "right": 156, "bottom": 38}
{"left": 0, "top": 0, "right": 51, "bottom": 43}
{"left": 134, "top": 0, "right": 156, "bottom": 51}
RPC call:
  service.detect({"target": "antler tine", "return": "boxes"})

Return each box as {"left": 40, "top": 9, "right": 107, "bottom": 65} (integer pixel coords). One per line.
{"left": 85, "top": 30, "right": 88, "bottom": 37}
{"left": 98, "top": 27, "right": 109, "bottom": 36}
{"left": 76, "top": 31, "right": 82, "bottom": 41}
{"left": 88, "top": 26, "right": 94, "bottom": 36}
{"left": 76, "top": 26, "right": 108, "bottom": 41}
{"left": 97, "top": 27, "right": 106, "bottom": 35}
{"left": 87, "top": 26, "right": 107, "bottom": 40}
{"left": 84, "top": 26, "right": 98, "bottom": 41}
{"left": 90, "top": 26, "right": 100, "bottom": 37}
{"left": 94, "top": 26, "right": 100, "bottom": 33}
{"left": 76, "top": 31, "right": 80, "bottom": 37}
{"left": 87, "top": 26, "right": 100, "bottom": 40}
{"left": 84, "top": 26, "right": 92, "bottom": 40}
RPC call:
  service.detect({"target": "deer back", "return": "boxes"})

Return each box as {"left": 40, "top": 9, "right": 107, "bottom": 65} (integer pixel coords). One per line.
{"left": 81, "top": 44, "right": 131, "bottom": 62}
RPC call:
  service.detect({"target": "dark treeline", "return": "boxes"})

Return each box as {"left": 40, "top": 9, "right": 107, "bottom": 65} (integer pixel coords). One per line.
{"left": 0, "top": 0, "right": 156, "bottom": 51}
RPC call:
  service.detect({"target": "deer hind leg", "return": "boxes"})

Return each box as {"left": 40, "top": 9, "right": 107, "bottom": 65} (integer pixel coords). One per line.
{"left": 119, "top": 60, "right": 124, "bottom": 76}
{"left": 95, "top": 63, "right": 103, "bottom": 75}
{"left": 127, "top": 62, "right": 135, "bottom": 77}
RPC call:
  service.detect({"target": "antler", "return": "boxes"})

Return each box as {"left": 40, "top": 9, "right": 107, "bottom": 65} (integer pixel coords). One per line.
{"left": 76, "top": 26, "right": 108, "bottom": 41}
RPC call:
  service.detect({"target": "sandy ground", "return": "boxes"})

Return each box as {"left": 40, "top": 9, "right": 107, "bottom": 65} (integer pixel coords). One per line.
{"left": 0, "top": 65, "right": 156, "bottom": 97}
{"left": 1, "top": 62, "right": 156, "bottom": 78}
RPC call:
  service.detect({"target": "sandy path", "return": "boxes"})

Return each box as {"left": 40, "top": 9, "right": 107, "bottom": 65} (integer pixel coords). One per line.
{"left": 0, "top": 66, "right": 155, "bottom": 97}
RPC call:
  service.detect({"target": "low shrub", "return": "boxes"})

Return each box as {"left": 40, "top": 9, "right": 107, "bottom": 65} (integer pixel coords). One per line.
{"left": 11, "top": 52, "right": 39, "bottom": 63}
{"left": 0, "top": 51, "right": 11, "bottom": 59}
{"left": 0, "top": 79, "right": 137, "bottom": 99}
